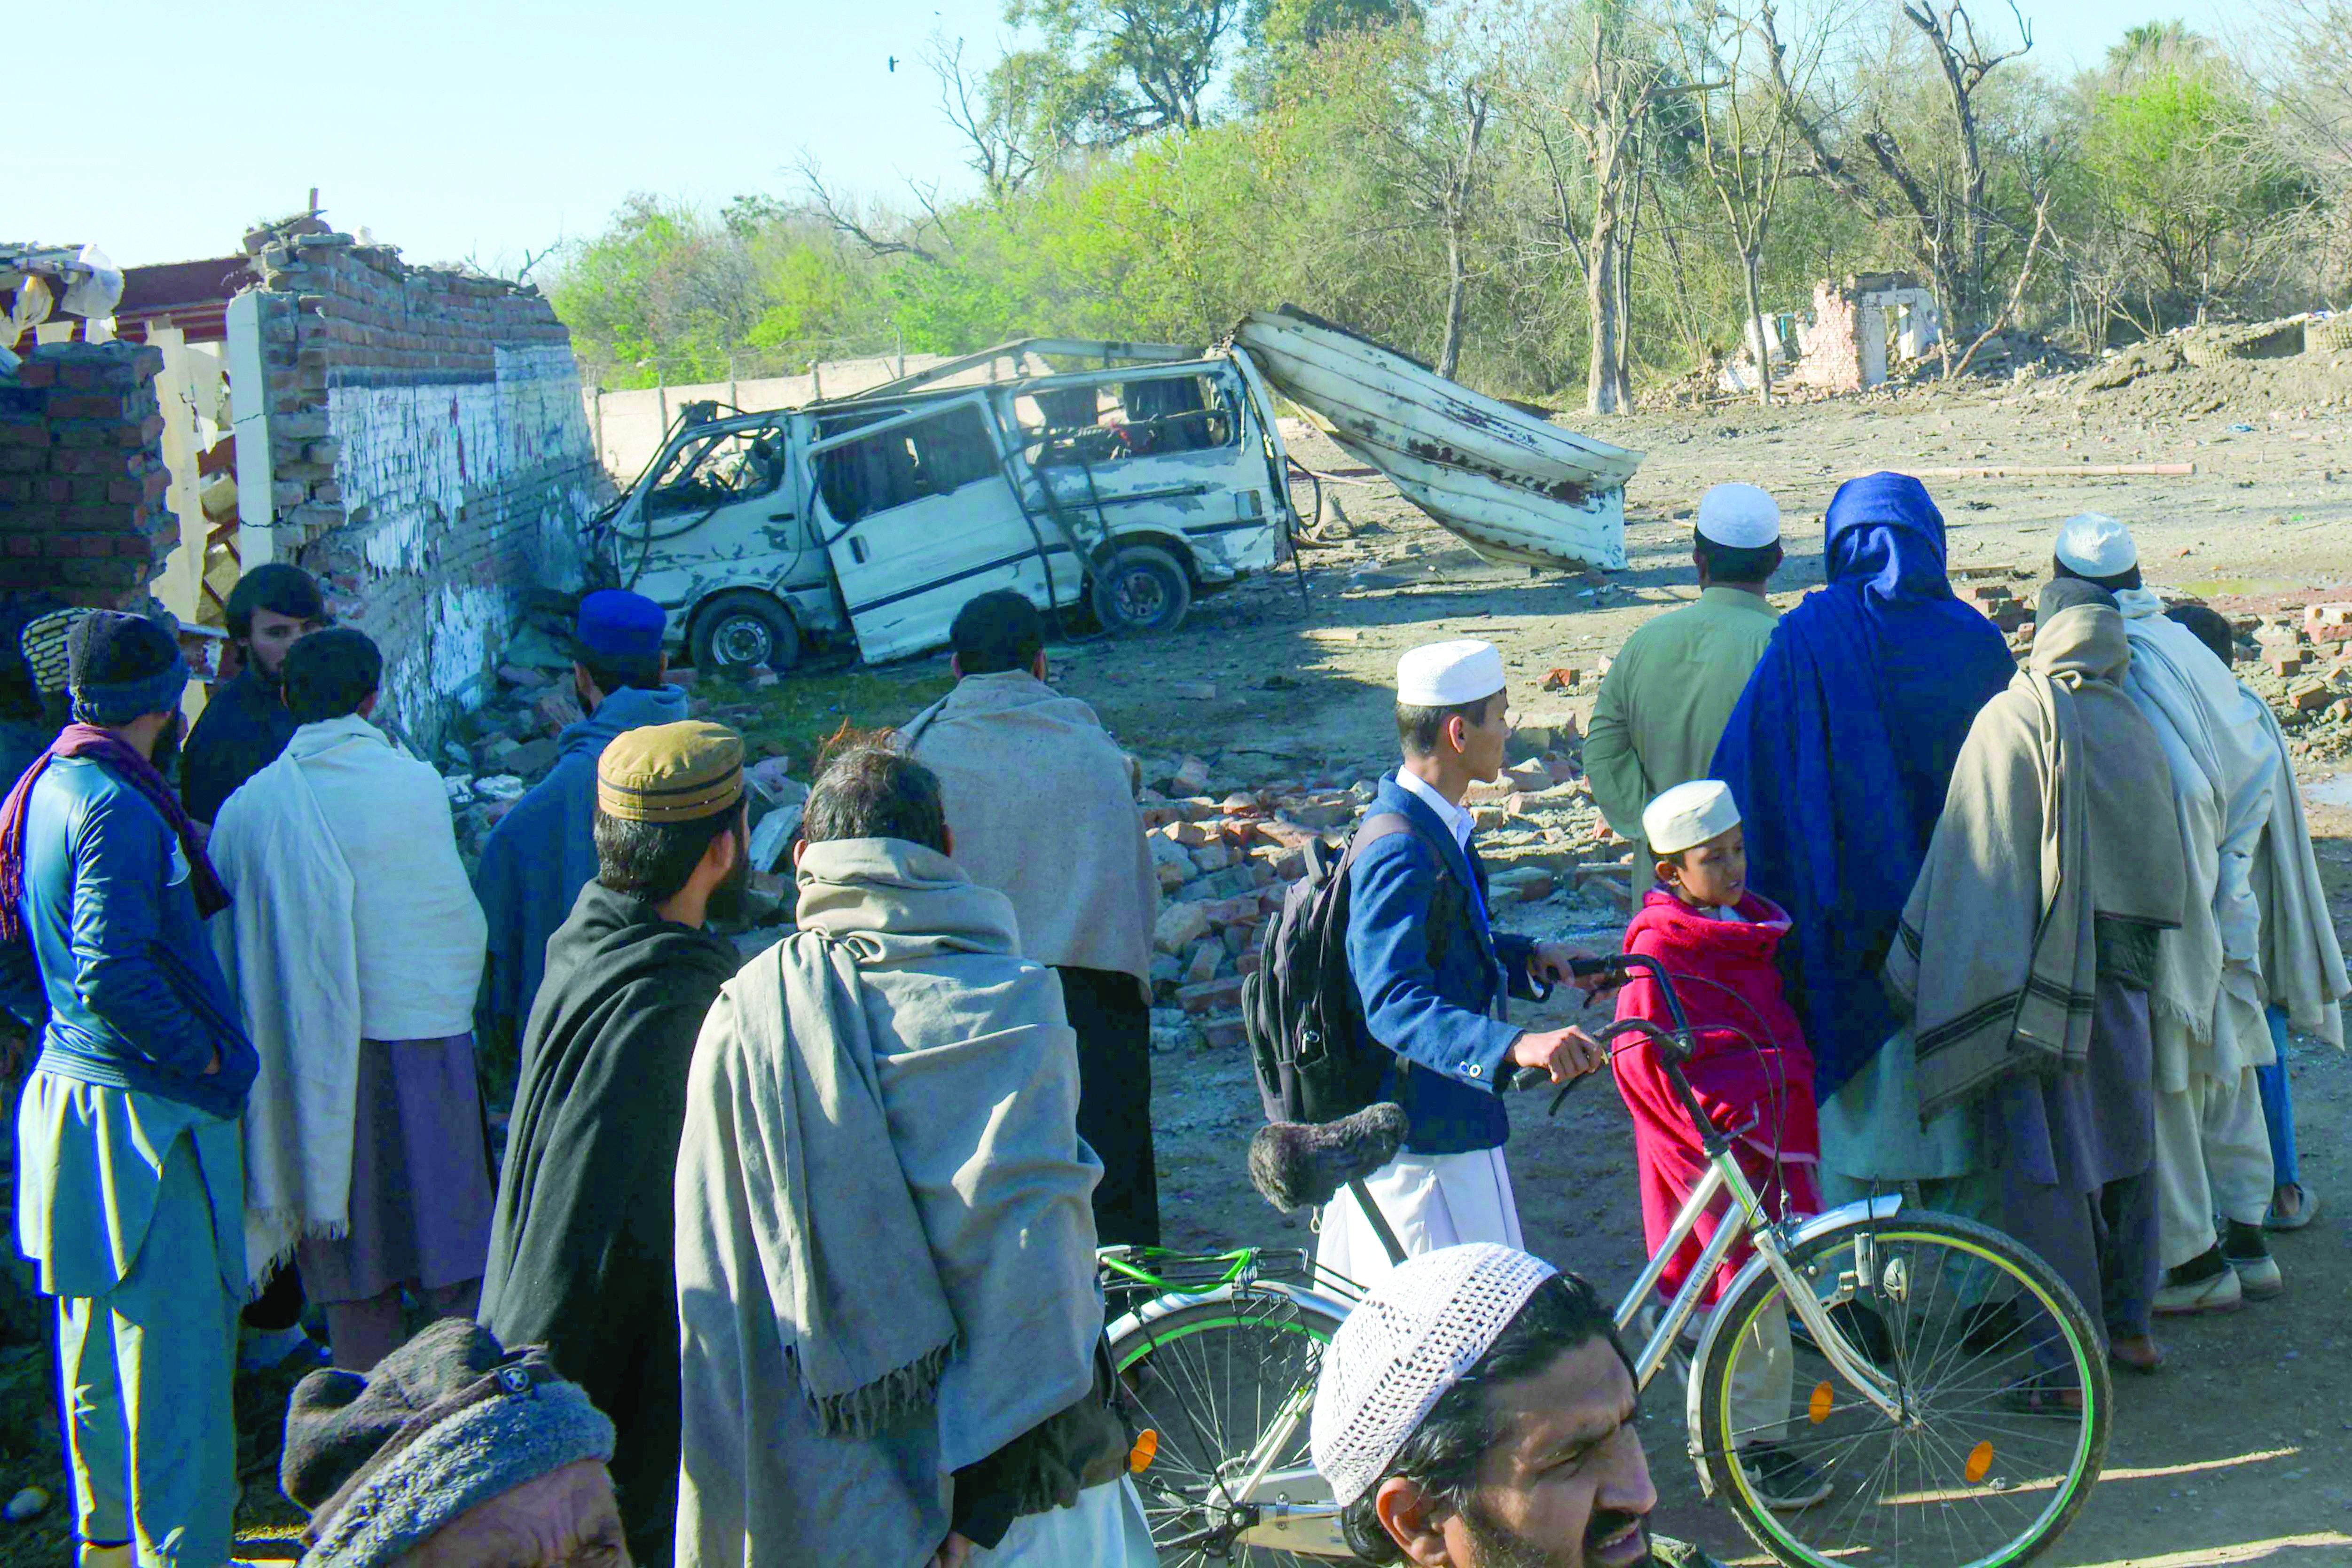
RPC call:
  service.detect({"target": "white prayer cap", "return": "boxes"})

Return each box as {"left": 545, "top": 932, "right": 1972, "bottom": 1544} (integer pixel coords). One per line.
{"left": 1643, "top": 779, "right": 1741, "bottom": 856}
{"left": 1695, "top": 483, "right": 1781, "bottom": 549}
{"left": 1396, "top": 639, "right": 1506, "bottom": 707}
{"left": 2054, "top": 513, "right": 2137, "bottom": 577}
{"left": 1310, "top": 1244, "right": 1559, "bottom": 1508}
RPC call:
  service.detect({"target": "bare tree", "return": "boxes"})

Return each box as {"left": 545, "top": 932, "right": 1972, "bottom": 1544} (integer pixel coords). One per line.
{"left": 925, "top": 31, "right": 1040, "bottom": 199}
{"left": 792, "top": 153, "right": 946, "bottom": 265}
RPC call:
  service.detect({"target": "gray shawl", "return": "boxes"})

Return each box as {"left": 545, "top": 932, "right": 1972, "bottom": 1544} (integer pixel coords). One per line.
{"left": 674, "top": 838, "right": 1104, "bottom": 1568}
{"left": 902, "top": 671, "right": 1158, "bottom": 982}
{"left": 1890, "top": 601, "right": 2184, "bottom": 1119}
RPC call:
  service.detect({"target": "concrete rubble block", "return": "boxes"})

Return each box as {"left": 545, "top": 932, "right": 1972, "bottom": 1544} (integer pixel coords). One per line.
{"left": 533, "top": 688, "right": 587, "bottom": 735}
{"left": 2287, "top": 676, "right": 2334, "bottom": 712}
{"left": 1149, "top": 834, "right": 1195, "bottom": 870}
{"left": 1254, "top": 820, "right": 1318, "bottom": 851}
{"left": 1140, "top": 805, "right": 1187, "bottom": 831}
{"left": 2305, "top": 603, "right": 2352, "bottom": 643}
{"left": 1169, "top": 756, "right": 1212, "bottom": 795}
{"left": 1470, "top": 805, "right": 1508, "bottom": 833}
{"left": 1154, "top": 901, "right": 1211, "bottom": 955}
{"left": 1200, "top": 895, "right": 1262, "bottom": 928}
{"left": 1200, "top": 1015, "right": 1248, "bottom": 1051}
{"left": 1171, "top": 682, "right": 1217, "bottom": 701}
{"left": 1284, "top": 799, "right": 1355, "bottom": 831}
{"left": 2268, "top": 647, "right": 2310, "bottom": 677}
{"left": 1192, "top": 867, "right": 1259, "bottom": 902}
{"left": 1189, "top": 840, "right": 1234, "bottom": 873}
{"left": 1183, "top": 939, "right": 1223, "bottom": 986}
{"left": 499, "top": 664, "right": 550, "bottom": 690}
{"left": 1178, "top": 975, "right": 1247, "bottom": 1017}
{"left": 1156, "top": 862, "right": 1192, "bottom": 892}
{"left": 1149, "top": 953, "right": 1184, "bottom": 993}
{"left": 1173, "top": 820, "right": 1220, "bottom": 847}
{"left": 507, "top": 737, "right": 561, "bottom": 777}
{"left": 1491, "top": 868, "right": 1556, "bottom": 904}
{"left": 1222, "top": 923, "right": 1252, "bottom": 956}
{"left": 1219, "top": 791, "right": 1260, "bottom": 814}
{"left": 2330, "top": 697, "right": 2352, "bottom": 724}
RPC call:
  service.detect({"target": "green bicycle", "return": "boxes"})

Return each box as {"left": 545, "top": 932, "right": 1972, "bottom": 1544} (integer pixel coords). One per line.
{"left": 1100, "top": 954, "right": 2109, "bottom": 1568}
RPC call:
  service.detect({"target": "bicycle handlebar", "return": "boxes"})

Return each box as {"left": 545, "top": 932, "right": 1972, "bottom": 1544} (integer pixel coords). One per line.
{"left": 1507, "top": 956, "right": 1728, "bottom": 1148}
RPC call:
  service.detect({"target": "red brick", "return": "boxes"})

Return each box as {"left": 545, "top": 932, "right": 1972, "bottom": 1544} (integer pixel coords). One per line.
{"left": 0, "top": 421, "right": 48, "bottom": 446}
{"left": 47, "top": 394, "right": 129, "bottom": 420}
{"left": 58, "top": 363, "right": 98, "bottom": 391}
{"left": 13, "top": 362, "right": 55, "bottom": 389}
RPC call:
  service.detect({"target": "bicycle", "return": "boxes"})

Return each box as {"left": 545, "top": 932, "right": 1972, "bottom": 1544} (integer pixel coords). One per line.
{"left": 1099, "top": 953, "right": 2110, "bottom": 1568}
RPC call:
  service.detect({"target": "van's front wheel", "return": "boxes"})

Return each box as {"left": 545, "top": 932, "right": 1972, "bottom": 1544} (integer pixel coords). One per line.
{"left": 1091, "top": 547, "right": 1192, "bottom": 636}
{"left": 690, "top": 590, "right": 800, "bottom": 674}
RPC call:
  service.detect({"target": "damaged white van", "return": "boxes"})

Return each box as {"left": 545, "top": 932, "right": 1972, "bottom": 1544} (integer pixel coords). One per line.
{"left": 590, "top": 337, "right": 1299, "bottom": 672}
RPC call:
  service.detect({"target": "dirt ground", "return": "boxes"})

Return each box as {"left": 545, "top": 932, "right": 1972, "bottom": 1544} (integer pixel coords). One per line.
{"left": 5, "top": 348, "right": 2350, "bottom": 1566}
{"left": 1098, "top": 350, "right": 2352, "bottom": 1568}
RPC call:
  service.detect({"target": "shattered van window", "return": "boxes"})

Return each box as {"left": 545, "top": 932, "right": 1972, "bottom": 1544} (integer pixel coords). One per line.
{"left": 1021, "top": 374, "right": 1238, "bottom": 465}
{"left": 817, "top": 404, "right": 1000, "bottom": 524}
{"left": 644, "top": 424, "right": 789, "bottom": 519}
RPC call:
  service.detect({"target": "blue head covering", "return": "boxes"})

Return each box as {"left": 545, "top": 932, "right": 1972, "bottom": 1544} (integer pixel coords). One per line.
{"left": 1710, "top": 472, "right": 2016, "bottom": 1098}
{"left": 574, "top": 591, "right": 666, "bottom": 663}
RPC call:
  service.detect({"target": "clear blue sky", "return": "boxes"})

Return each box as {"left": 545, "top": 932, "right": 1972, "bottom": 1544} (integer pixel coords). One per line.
{"left": 39, "top": 0, "right": 2233, "bottom": 272}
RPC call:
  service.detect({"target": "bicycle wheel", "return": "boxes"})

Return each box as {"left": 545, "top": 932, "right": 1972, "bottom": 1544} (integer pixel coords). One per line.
{"left": 1108, "top": 1289, "right": 1351, "bottom": 1565}
{"left": 1694, "top": 1211, "right": 2109, "bottom": 1568}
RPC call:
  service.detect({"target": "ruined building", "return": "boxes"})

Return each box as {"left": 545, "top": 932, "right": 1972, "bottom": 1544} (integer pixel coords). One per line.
{"left": 2, "top": 217, "right": 601, "bottom": 750}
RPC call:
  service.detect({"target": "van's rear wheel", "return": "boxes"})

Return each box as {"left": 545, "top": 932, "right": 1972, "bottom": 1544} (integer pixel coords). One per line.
{"left": 1092, "top": 547, "right": 1192, "bottom": 636}
{"left": 690, "top": 590, "right": 800, "bottom": 674}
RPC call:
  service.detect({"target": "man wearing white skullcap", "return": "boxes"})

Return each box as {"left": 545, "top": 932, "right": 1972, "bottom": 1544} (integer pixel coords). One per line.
{"left": 1587, "top": 485, "right": 1784, "bottom": 890}
{"left": 2049, "top": 517, "right": 2320, "bottom": 1311}
{"left": 1311, "top": 1244, "right": 1721, "bottom": 1567}
{"left": 1317, "top": 643, "right": 1610, "bottom": 1289}
{"left": 2052, "top": 512, "right": 2140, "bottom": 588}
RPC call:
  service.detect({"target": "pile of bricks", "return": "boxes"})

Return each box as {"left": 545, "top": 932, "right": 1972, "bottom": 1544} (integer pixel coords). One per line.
{"left": 1963, "top": 578, "right": 2032, "bottom": 634}
{"left": 2247, "top": 604, "right": 2352, "bottom": 732}
{"left": 1138, "top": 751, "right": 1615, "bottom": 1051}
{"left": 0, "top": 342, "right": 176, "bottom": 605}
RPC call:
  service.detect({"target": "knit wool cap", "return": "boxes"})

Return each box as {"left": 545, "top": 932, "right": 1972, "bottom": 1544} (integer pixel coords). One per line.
{"left": 1310, "top": 1243, "right": 1559, "bottom": 1509}
{"left": 282, "top": 1317, "right": 616, "bottom": 1568}
{"left": 67, "top": 611, "right": 188, "bottom": 726}
{"left": 1695, "top": 482, "right": 1781, "bottom": 548}
{"left": 2054, "top": 514, "right": 2136, "bottom": 578}
{"left": 596, "top": 719, "right": 745, "bottom": 823}
{"left": 20, "top": 607, "right": 91, "bottom": 699}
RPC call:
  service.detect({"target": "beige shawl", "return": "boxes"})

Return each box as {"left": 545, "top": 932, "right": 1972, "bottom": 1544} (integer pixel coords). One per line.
{"left": 902, "top": 671, "right": 1157, "bottom": 982}
{"left": 2250, "top": 700, "right": 2349, "bottom": 1048}
{"left": 674, "top": 838, "right": 1104, "bottom": 1568}
{"left": 1890, "top": 602, "right": 2184, "bottom": 1119}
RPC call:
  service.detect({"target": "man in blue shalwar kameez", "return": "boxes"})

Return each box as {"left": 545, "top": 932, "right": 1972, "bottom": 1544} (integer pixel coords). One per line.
{"left": 472, "top": 591, "right": 688, "bottom": 1051}
{"left": 0, "top": 612, "right": 258, "bottom": 1568}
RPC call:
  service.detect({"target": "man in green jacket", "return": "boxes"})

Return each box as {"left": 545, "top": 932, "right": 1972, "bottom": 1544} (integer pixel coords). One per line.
{"left": 1584, "top": 484, "right": 1783, "bottom": 887}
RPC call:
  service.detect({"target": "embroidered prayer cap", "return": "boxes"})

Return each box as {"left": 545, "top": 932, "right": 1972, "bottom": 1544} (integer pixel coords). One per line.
{"left": 67, "top": 610, "right": 188, "bottom": 726}
{"left": 1396, "top": 640, "right": 1505, "bottom": 707}
{"left": 282, "top": 1317, "right": 615, "bottom": 1568}
{"left": 573, "top": 589, "right": 666, "bottom": 663}
{"left": 20, "top": 606, "right": 91, "bottom": 699}
{"left": 2054, "top": 514, "right": 2136, "bottom": 578}
{"left": 1695, "top": 483, "right": 1780, "bottom": 549}
{"left": 1643, "top": 779, "right": 1741, "bottom": 856}
{"left": 1310, "top": 1243, "right": 1559, "bottom": 1509}
{"left": 596, "top": 719, "right": 745, "bottom": 823}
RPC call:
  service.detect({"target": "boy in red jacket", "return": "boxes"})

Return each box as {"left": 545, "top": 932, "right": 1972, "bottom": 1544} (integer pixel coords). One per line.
{"left": 1615, "top": 779, "right": 1827, "bottom": 1512}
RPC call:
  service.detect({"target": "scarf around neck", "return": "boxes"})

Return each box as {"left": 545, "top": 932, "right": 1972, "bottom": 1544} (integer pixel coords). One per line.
{"left": 0, "top": 721, "right": 227, "bottom": 943}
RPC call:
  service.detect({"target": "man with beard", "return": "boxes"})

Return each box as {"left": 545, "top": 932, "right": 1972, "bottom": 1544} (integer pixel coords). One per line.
{"left": 0, "top": 611, "right": 257, "bottom": 1568}
{"left": 480, "top": 720, "right": 748, "bottom": 1566}
{"left": 209, "top": 629, "right": 492, "bottom": 1372}
{"left": 181, "top": 563, "right": 332, "bottom": 823}
{"left": 1313, "top": 1245, "right": 1721, "bottom": 1568}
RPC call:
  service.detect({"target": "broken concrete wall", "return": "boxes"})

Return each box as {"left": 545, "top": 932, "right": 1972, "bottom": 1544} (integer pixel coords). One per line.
{"left": 583, "top": 353, "right": 955, "bottom": 482}
{"left": 1792, "top": 280, "right": 1866, "bottom": 393}
{"left": 0, "top": 342, "right": 178, "bottom": 606}
{"left": 242, "top": 224, "right": 602, "bottom": 751}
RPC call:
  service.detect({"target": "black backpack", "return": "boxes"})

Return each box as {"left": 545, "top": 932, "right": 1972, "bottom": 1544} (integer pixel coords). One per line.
{"left": 1244, "top": 813, "right": 1460, "bottom": 1124}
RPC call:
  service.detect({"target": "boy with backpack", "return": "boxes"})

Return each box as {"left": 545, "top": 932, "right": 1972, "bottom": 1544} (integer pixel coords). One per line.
{"left": 1276, "top": 640, "right": 1607, "bottom": 1288}
{"left": 1612, "top": 779, "right": 1828, "bottom": 1511}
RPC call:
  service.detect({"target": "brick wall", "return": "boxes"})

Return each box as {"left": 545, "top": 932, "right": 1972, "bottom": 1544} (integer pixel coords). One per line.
{"left": 0, "top": 343, "right": 177, "bottom": 607}
{"left": 1792, "top": 281, "right": 1865, "bottom": 394}
{"left": 244, "top": 225, "right": 603, "bottom": 752}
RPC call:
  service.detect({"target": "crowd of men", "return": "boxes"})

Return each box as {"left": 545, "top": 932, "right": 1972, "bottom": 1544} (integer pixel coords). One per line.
{"left": 0, "top": 463, "right": 2342, "bottom": 1568}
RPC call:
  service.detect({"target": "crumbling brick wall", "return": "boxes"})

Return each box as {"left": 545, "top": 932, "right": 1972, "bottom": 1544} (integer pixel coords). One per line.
{"left": 1793, "top": 281, "right": 1864, "bottom": 393}
{"left": 243, "top": 225, "right": 601, "bottom": 752}
{"left": 0, "top": 343, "right": 177, "bottom": 607}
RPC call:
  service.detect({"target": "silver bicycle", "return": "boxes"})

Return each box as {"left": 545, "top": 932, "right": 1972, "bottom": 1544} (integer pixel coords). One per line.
{"left": 1101, "top": 954, "right": 2109, "bottom": 1568}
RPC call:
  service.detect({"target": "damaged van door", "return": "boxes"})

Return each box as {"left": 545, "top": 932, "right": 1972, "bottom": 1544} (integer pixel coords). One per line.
{"left": 807, "top": 394, "right": 1047, "bottom": 665}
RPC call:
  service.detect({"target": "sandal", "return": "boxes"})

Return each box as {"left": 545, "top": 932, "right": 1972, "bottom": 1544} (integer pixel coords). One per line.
{"left": 2108, "top": 1334, "right": 2164, "bottom": 1374}
{"left": 2005, "top": 1375, "right": 2085, "bottom": 1415}
{"left": 2265, "top": 1183, "right": 2321, "bottom": 1232}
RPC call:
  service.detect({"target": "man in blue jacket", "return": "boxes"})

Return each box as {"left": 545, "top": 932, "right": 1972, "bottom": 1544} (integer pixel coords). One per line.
{"left": 0, "top": 611, "right": 258, "bottom": 1568}
{"left": 473, "top": 591, "right": 689, "bottom": 1051}
{"left": 1319, "top": 639, "right": 1607, "bottom": 1288}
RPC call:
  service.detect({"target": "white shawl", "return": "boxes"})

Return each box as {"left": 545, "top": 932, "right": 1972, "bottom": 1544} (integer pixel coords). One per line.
{"left": 2115, "top": 589, "right": 2280, "bottom": 1086}
{"left": 210, "top": 714, "right": 487, "bottom": 1287}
